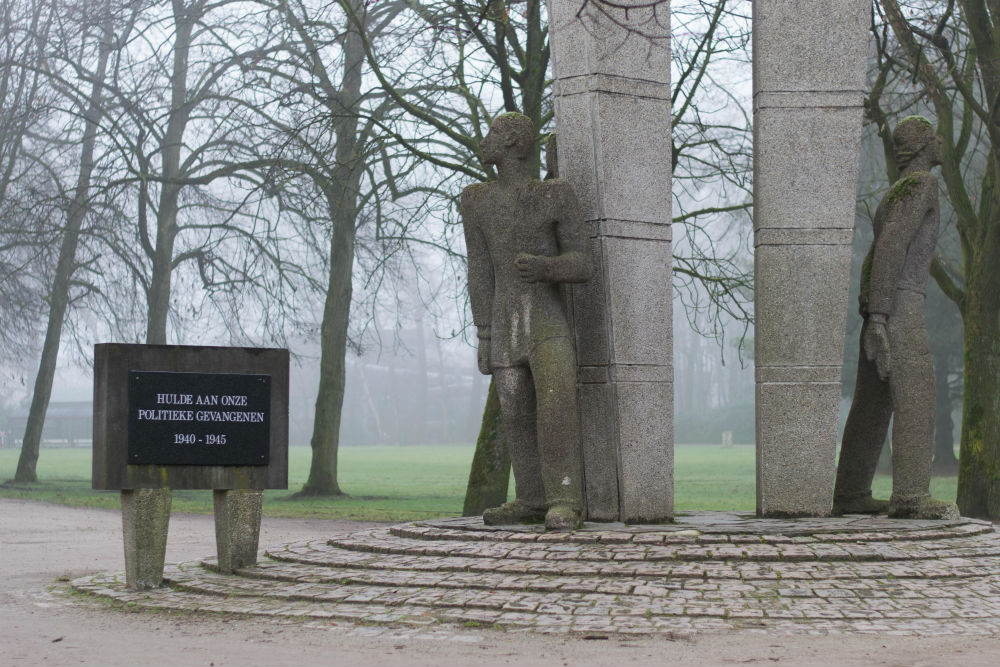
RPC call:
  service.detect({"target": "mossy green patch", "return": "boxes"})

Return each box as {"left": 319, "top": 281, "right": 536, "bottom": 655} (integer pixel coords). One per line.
{"left": 860, "top": 250, "right": 873, "bottom": 302}
{"left": 898, "top": 115, "right": 933, "bottom": 128}
{"left": 887, "top": 174, "right": 922, "bottom": 205}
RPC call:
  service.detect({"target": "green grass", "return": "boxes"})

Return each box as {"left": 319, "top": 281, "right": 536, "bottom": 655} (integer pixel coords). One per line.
{"left": 672, "top": 445, "right": 958, "bottom": 511}
{"left": 0, "top": 444, "right": 959, "bottom": 521}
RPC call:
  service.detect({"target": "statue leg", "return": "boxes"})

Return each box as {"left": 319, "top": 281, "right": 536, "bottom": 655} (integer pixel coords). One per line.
{"left": 529, "top": 336, "right": 585, "bottom": 529}
{"left": 833, "top": 321, "right": 892, "bottom": 514}
{"left": 886, "top": 292, "right": 958, "bottom": 519}
{"left": 486, "top": 366, "right": 546, "bottom": 524}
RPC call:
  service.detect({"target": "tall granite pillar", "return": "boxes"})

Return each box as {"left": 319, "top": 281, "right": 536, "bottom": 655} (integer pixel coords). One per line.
{"left": 547, "top": 0, "right": 673, "bottom": 523}
{"left": 752, "top": 1, "right": 869, "bottom": 516}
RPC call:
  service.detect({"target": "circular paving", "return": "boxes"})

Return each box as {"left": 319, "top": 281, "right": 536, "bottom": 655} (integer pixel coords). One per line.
{"left": 72, "top": 512, "right": 1000, "bottom": 636}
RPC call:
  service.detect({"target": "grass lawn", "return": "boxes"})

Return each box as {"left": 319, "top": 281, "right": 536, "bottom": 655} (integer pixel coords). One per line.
{"left": 0, "top": 444, "right": 959, "bottom": 522}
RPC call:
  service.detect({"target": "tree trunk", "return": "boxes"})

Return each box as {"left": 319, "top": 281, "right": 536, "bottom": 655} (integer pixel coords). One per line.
{"left": 298, "top": 187, "right": 355, "bottom": 496}
{"left": 932, "top": 352, "right": 958, "bottom": 474}
{"left": 462, "top": 380, "right": 510, "bottom": 516}
{"left": 414, "top": 311, "right": 428, "bottom": 445}
{"left": 298, "top": 3, "right": 366, "bottom": 495}
{"left": 12, "top": 16, "right": 112, "bottom": 483}
{"left": 956, "top": 273, "right": 1000, "bottom": 517}
{"left": 145, "top": 2, "right": 194, "bottom": 345}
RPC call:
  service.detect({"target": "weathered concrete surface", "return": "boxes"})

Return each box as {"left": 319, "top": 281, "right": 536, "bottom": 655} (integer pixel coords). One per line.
{"left": 752, "top": 0, "right": 869, "bottom": 516}
{"left": 214, "top": 488, "right": 263, "bottom": 573}
{"left": 120, "top": 488, "right": 171, "bottom": 589}
{"left": 547, "top": 0, "right": 673, "bottom": 523}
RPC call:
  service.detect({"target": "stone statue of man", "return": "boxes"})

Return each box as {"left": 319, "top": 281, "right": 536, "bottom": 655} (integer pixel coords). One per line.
{"left": 461, "top": 113, "right": 592, "bottom": 531}
{"left": 833, "top": 116, "right": 959, "bottom": 520}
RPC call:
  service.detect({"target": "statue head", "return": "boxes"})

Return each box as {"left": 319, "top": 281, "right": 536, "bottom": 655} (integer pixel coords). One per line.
{"left": 893, "top": 116, "right": 942, "bottom": 170}
{"left": 481, "top": 112, "right": 534, "bottom": 166}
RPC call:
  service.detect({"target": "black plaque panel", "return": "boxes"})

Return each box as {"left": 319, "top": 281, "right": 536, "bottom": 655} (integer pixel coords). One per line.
{"left": 127, "top": 371, "right": 270, "bottom": 466}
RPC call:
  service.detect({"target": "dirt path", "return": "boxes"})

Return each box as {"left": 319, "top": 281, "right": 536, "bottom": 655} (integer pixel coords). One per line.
{"left": 3, "top": 497, "right": 999, "bottom": 666}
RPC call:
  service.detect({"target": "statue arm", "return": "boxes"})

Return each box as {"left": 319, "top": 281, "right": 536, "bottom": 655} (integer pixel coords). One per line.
{"left": 551, "top": 184, "right": 593, "bottom": 283}
{"left": 517, "top": 181, "right": 592, "bottom": 284}
{"left": 461, "top": 190, "right": 494, "bottom": 331}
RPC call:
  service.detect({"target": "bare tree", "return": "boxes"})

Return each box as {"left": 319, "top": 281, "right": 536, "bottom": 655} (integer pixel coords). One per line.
{"left": 12, "top": 0, "right": 123, "bottom": 483}
{"left": 242, "top": 0, "right": 452, "bottom": 496}
{"left": 0, "top": 0, "right": 56, "bottom": 370}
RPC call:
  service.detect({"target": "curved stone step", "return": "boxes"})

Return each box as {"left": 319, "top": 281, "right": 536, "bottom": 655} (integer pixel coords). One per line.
{"left": 395, "top": 515, "right": 992, "bottom": 543}
{"left": 235, "top": 553, "right": 1000, "bottom": 588}
{"left": 70, "top": 513, "right": 1000, "bottom": 636}
{"left": 323, "top": 526, "right": 1000, "bottom": 564}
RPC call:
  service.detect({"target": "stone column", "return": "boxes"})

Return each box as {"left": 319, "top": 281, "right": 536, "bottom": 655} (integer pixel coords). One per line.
{"left": 752, "top": 0, "right": 869, "bottom": 516}
{"left": 547, "top": 0, "right": 673, "bottom": 523}
{"left": 214, "top": 489, "right": 263, "bottom": 573}
{"left": 121, "top": 488, "right": 171, "bottom": 590}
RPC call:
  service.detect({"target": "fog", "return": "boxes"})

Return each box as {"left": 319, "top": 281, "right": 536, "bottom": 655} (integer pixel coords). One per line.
{"left": 0, "top": 0, "right": 963, "bottom": 461}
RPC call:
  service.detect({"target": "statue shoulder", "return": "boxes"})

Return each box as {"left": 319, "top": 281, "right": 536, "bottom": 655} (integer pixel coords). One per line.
{"left": 536, "top": 177, "right": 578, "bottom": 203}
{"left": 461, "top": 181, "right": 492, "bottom": 200}
{"left": 887, "top": 171, "right": 936, "bottom": 199}
{"left": 461, "top": 182, "right": 493, "bottom": 218}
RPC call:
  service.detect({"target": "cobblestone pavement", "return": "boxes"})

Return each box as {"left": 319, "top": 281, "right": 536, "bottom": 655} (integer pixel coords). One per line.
{"left": 72, "top": 512, "right": 1000, "bottom": 637}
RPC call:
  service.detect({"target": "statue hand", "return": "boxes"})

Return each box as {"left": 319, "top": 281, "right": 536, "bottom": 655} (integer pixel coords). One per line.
{"left": 515, "top": 253, "right": 550, "bottom": 283}
{"left": 863, "top": 320, "right": 891, "bottom": 381}
{"left": 477, "top": 337, "right": 491, "bottom": 375}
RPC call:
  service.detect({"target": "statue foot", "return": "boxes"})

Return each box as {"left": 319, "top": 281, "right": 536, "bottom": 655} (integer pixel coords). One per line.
{"left": 888, "top": 495, "right": 960, "bottom": 520}
{"left": 832, "top": 493, "right": 890, "bottom": 516}
{"left": 544, "top": 504, "right": 581, "bottom": 532}
{"left": 482, "top": 500, "right": 545, "bottom": 526}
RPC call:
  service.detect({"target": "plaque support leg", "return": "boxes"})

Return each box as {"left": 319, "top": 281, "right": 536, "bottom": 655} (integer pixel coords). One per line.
{"left": 213, "top": 489, "right": 263, "bottom": 573}
{"left": 121, "top": 488, "right": 171, "bottom": 590}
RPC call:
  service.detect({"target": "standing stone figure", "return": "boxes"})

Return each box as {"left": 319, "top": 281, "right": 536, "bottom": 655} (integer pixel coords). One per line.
{"left": 833, "top": 116, "right": 959, "bottom": 520}
{"left": 461, "top": 113, "right": 592, "bottom": 531}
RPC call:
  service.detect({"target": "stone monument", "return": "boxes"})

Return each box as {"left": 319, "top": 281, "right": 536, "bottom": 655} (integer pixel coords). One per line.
{"left": 461, "top": 113, "right": 593, "bottom": 531}
{"left": 547, "top": 0, "right": 674, "bottom": 523}
{"left": 93, "top": 344, "right": 288, "bottom": 588}
{"left": 751, "top": 0, "right": 870, "bottom": 516}
{"left": 834, "top": 117, "right": 959, "bottom": 520}
{"left": 544, "top": 0, "right": 879, "bottom": 520}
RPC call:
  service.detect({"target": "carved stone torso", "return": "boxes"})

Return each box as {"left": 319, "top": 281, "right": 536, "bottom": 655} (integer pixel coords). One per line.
{"left": 461, "top": 179, "right": 577, "bottom": 367}
{"left": 861, "top": 171, "right": 940, "bottom": 315}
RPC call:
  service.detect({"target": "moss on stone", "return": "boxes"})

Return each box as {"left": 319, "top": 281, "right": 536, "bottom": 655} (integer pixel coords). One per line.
{"left": 887, "top": 174, "right": 922, "bottom": 205}
{"left": 860, "top": 251, "right": 873, "bottom": 302}
{"left": 462, "top": 380, "right": 510, "bottom": 516}
{"left": 898, "top": 115, "right": 933, "bottom": 128}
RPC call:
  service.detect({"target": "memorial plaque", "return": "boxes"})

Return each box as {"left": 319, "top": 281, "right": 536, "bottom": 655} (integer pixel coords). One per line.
{"left": 93, "top": 343, "right": 288, "bottom": 490}
{"left": 127, "top": 371, "right": 271, "bottom": 466}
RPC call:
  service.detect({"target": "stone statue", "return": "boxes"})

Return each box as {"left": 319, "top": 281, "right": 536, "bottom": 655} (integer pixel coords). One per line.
{"left": 461, "top": 113, "right": 592, "bottom": 531}
{"left": 833, "top": 116, "right": 959, "bottom": 520}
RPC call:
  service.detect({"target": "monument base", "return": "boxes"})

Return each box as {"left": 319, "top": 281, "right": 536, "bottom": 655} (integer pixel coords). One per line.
{"left": 214, "top": 489, "right": 263, "bottom": 573}
{"left": 121, "top": 488, "right": 171, "bottom": 590}
{"left": 79, "top": 511, "right": 1000, "bottom": 635}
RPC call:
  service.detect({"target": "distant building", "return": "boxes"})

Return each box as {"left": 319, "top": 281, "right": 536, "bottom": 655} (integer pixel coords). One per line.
{"left": 6, "top": 401, "right": 92, "bottom": 448}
